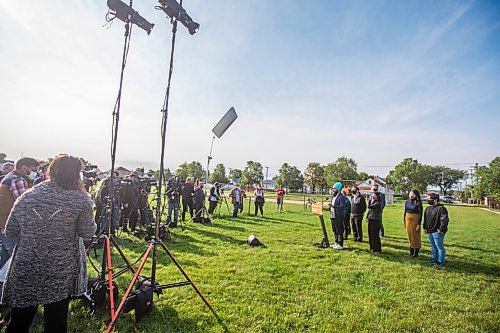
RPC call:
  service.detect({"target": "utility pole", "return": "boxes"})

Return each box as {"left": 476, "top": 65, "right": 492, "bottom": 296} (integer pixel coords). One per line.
{"left": 265, "top": 166, "right": 269, "bottom": 190}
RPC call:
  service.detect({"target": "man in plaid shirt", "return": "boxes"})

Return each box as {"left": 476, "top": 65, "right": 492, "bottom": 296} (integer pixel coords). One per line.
{"left": 0, "top": 157, "right": 40, "bottom": 268}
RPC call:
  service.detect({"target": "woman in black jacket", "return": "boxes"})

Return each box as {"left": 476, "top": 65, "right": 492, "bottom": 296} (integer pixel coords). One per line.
{"left": 366, "top": 192, "right": 382, "bottom": 254}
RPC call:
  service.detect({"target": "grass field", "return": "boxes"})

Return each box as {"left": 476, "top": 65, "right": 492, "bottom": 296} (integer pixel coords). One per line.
{"left": 26, "top": 202, "right": 500, "bottom": 332}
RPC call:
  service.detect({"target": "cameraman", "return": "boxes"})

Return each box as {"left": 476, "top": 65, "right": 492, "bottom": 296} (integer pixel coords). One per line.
{"left": 193, "top": 181, "right": 206, "bottom": 222}
{"left": 166, "top": 176, "right": 181, "bottom": 227}
{"left": 208, "top": 182, "right": 221, "bottom": 214}
{"left": 121, "top": 174, "right": 140, "bottom": 232}
{"left": 181, "top": 177, "right": 194, "bottom": 221}
{"left": 97, "top": 172, "right": 122, "bottom": 235}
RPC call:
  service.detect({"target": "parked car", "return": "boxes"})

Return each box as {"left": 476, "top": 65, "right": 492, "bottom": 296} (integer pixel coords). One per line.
{"left": 442, "top": 196, "right": 454, "bottom": 204}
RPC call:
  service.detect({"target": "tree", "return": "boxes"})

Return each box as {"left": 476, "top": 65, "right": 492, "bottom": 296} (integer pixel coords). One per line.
{"left": 240, "top": 161, "right": 263, "bottom": 186}
{"left": 209, "top": 163, "right": 228, "bottom": 184}
{"left": 175, "top": 162, "right": 189, "bottom": 179}
{"left": 477, "top": 157, "right": 500, "bottom": 201}
{"left": 153, "top": 168, "right": 172, "bottom": 181}
{"left": 0, "top": 153, "right": 6, "bottom": 161}
{"left": 278, "top": 163, "right": 304, "bottom": 191}
{"left": 303, "top": 162, "right": 325, "bottom": 192}
{"left": 323, "top": 156, "right": 359, "bottom": 187}
{"left": 427, "top": 166, "right": 466, "bottom": 194}
{"left": 229, "top": 168, "right": 243, "bottom": 180}
{"left": 386, "top": 158, "right": 428, "bottom": 197}
{"left": 357, "top": 171, "right": 369, "bottom": 180}
{"left": 175, "top": 161, "right": 204, "bottom": 180}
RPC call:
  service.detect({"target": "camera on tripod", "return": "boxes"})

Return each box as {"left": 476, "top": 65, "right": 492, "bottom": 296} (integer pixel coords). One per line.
{"left": 82, "top": 164, "right": 99, "bottom": 190}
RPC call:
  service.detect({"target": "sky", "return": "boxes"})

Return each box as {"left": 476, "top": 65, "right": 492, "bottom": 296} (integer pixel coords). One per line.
{"left": 1, "top": 0, "right": 499, "bottom": 178}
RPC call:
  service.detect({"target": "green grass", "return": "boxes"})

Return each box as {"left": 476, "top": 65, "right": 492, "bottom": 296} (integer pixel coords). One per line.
{"left": 26, "top": 202, "right": 500, "bottom": 332}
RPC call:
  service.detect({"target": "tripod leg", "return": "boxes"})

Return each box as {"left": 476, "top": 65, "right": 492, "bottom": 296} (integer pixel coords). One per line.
{"left": 106, "top": 242, "right": 153, "bottom": 333}
{"left": 105, "top": 237, "right": 116, "bottom": 319}
{"left": 110, "top": 235, "right": 136, "bottom": 274}
{"left": 158, "top": 241, "right": 213, "bottom": 310}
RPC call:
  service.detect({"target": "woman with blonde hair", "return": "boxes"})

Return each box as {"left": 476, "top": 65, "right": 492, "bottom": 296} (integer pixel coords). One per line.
{"left": 2, "top": 154, "right": 96, "bottom": 333}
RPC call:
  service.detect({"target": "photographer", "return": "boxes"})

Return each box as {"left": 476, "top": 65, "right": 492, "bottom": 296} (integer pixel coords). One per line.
{"left": 181, "top": 177, "right": 194, "bottom": 221}
{"left": 193, "top": 181, "right": 206, "bottom": 222}
{"left": 120, "top": 174, "right": 140, "bottom": 232}
{"left": 208, "top": 182, "right": 221, "bottom": 214}
{"left": 2, "top": 154, "right": 96, "bottom": 332}
{"left": 166, "top": 176, "right": 181, "bottom": 227}
{"left": 97, "top": 172, "right": 122, "bottom": 236}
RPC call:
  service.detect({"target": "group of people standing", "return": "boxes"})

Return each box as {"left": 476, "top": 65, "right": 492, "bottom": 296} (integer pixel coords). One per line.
{"left": 0, "top": 155, "right": 96, "bottom": 332}
{"left": 329, "top": 182, "right": 449, "bottom": 267}
{"left": 329, "top": 182, "right": 385, "bottom": 253}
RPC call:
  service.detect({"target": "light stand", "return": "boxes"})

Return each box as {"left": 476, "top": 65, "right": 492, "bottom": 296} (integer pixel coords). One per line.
{"left": 85, "top": 20, "right": 136, "bottom": 321}
{"left": 205, "top": 135, "right": 216, "bottom": 183}
{"left": 85, "top": 0, "right": 154, "bottom": 324}
{"left": 106, "top": 2, "right": 220, "bottom": 331}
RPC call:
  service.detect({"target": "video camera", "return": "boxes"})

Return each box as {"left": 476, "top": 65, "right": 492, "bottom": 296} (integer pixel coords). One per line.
{"left": 166, "top": 176, "right": 184, "bottom": 202}
{"left": 82, "top": 165, "right": 99, "bottom": 190}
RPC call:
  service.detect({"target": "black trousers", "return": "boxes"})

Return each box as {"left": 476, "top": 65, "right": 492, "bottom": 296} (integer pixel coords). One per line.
{"left": 208, "top": 200, "right": 218, "bottom": 214}
{"left": 254, "top": 202, "right": 264, "bottom": 216}
{"left": 368, "top": 219, "right": 382, "bottom": 252}
{"left": 122, "top": 204, "right": 139, "bottom": 231}
{"left": 343, "top": 216, "right": 351, "bottom": 239}
{"left": 330, "top": 217, "right": 344, "bottom": 246}
{"left": 182, "top": 198, "right": 194, "bottom": 221}
{"left": 7, "top": 298, "right": 70, "bottom": 333}
{"left": 351, "top": 215, "right": 363, "bottom": 242}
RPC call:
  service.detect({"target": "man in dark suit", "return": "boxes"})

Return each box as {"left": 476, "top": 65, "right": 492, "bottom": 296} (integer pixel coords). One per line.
{"left": 329, "top": 182, "right": 346, "bottom": 250}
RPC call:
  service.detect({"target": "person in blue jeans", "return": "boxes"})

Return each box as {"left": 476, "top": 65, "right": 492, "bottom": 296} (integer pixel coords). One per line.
{"left": 423, "top": 193, "right": 449, "bottom": 268}
{"left": 229, "top": 184, "right": 242, "bottom": 218}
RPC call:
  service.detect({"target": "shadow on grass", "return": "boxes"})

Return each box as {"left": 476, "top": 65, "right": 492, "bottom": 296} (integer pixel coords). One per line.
{"left": 187, "top": 226, "right": 247, "bottom": 246}
{"left": 378, "top": 242, "right": 500, "bottom": 278}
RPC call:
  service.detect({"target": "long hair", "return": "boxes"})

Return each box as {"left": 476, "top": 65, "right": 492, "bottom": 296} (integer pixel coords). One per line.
{"left": 49, "top": 154, "right": 86, "bottom": 192}
{"left": 410, "top": 189, "right": 421, "bottom": 204}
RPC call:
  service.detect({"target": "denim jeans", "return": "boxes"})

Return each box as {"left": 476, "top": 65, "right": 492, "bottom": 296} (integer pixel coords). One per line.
{"left": 232, "top": 203, "right": 240, "bottom": 218}
{"left": 428, "top": 232, "right": 446, "bottom": 264}
{"left": 0, "top": 234, "right": 17, "bottom": 269}
{"left": 167, "top": 202, "right": 179, "bottom": 224}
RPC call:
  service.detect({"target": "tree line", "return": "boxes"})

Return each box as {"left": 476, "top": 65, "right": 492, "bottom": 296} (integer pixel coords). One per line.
{"left": 2, "top": 152, "right": 497, "bottom": 200}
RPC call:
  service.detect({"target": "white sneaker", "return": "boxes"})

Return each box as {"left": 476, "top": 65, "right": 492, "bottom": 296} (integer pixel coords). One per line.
{"left": 332, "top": 244, "right": 344, "bottom": 250}
{"left": 330, "top": 243, "right": 338, "bottom": 249}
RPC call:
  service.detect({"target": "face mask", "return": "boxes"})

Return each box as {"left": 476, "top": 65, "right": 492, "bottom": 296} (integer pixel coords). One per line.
{"left": 80, "top": 172, "right": 84, "bottom": 181}
{"left": 352, "top": 190, "right": 357, "bottom": 195}
{"left": 372, "top": 188, "right": 378, "bottom": 192}
{"left": 29, "top": 172, "right": 37, "bottom": 180}
{"left": 410, "top": 195, "right": 416, "bottom": 200}
{"left": 427, "top": 199, "right": 434, "bottom": 205}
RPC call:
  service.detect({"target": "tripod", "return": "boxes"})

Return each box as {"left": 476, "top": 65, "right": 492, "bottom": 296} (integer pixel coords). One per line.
{"left": 188, "top": 204, "right": 213, "bottom": 225}
{"left": 217, "top": 195, "right": 231, "bottom": 216}
{"left": 106, "top": 8, "right": 216, "bottom": 332}
{"left": 85, "top": 20, "right": 137, "bottom": 321}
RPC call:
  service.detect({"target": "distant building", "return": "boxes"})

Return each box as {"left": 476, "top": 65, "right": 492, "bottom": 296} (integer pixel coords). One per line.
{"left": 353, "top": 176, "right": 394, "bottom": 204}
{"left": 107, "top": 166, "right": 131, "bottom": 178}
{"left": 263, "top": 179, "right": 277, "bottom": 190}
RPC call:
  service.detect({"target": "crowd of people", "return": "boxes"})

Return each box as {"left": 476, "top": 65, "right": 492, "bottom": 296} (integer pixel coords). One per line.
{"left": 0, "top": 155, "right": 451, "bottom": 331}
{"left": 327, "top": 182, "right": 449, "bottom": 268}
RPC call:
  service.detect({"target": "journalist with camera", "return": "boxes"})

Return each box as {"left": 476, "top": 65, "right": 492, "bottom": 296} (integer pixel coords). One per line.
{"left": 166, "top": 176, "right": 183, "bottom": 227}
{"left": 95, "top": 172, "right": 122, "bottom": 235}
{"left": 120, "top": 173, "right": 156, "bottom": 232}
{"left": 208, "top": 182, "right": 221, "bottom": 214}
{"left": 181, "top": 177, "right": 194, "bottom": 221}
